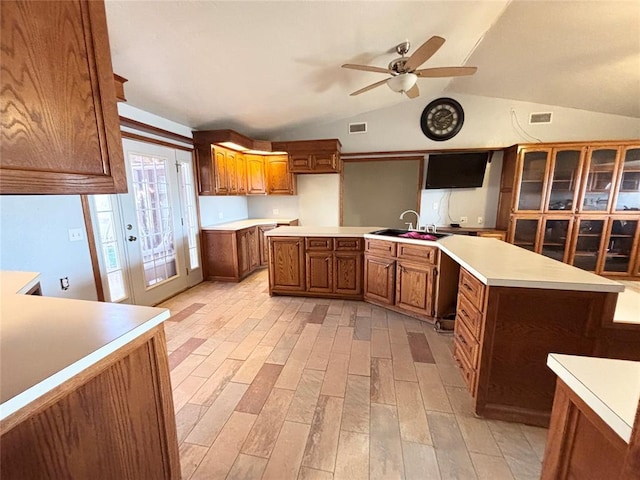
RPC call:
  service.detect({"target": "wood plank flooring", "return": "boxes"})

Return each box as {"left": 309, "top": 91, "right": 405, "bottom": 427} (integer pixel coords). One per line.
{"left": 160, "top": 269, "right": 546, "bottom": 479}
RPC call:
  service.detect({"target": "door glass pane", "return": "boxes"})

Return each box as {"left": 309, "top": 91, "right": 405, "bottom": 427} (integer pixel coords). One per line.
{"left": 178, "top": 162, "right": 200, "bottom": 270}
{"left": 572, "top": 220, "right": 604, "bottom": 271}
{"left": 582, "top": 149, "right": 617, "bottom": 211}
{"left": 541, "top": 220, "right": 570, "bottom": 262}
{"left": 92, "top": 194, "right": 128, "bottom": 302}
{"left": 603, "top": 220, "right": 638, "bottom": 273}
{"left": 513, "top": 219, "right": 538, "bottom": 251}
{"left": 129, "top": 153, "right": 177, "bottom": 287}
{"left": 548, "top": 150, "right": 581, "bottom": 211}
{"left": 614, "top": 148, "right": 640, "bottom": 212}
{"left": 518, "top": 151, "right": 548, "bottom": 211}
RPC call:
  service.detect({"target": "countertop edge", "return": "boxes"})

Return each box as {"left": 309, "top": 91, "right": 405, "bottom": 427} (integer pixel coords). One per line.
{"left": 0, "top": 308, "right": 170, "bottom": 421}
{"left": 202, "top": 218, "right": 298, "bottom": 231}
{"left": 547, "top": 353, "right": 634, "bottom": 443}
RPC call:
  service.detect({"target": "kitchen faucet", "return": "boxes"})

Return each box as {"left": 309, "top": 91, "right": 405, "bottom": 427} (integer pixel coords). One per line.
{"left": 399, "top": 210, "right": 422, "bottom": 231}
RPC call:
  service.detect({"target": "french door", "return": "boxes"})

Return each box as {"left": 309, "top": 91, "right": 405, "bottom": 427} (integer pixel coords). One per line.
{"left": 91, "top": 139, "right": 202, "bottom": 306}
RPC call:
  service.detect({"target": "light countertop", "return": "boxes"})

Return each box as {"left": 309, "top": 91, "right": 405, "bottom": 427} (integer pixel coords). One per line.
{"left": 202, "top": 218, "right": 298, "bottom": 231}
{"left": 547, "top": 354, "right": 640, "bottom": 443}
{"left": 265, "top": 226, "right": 623, "bottom": 294}
{"left": 0, "top": 271, "right": 41, "bottom": 295}
{"left": 265, "top": 226, "right": 383, "bottom": 237}
{"left": 0, "top": 272, "right": 170, "bottom": 422}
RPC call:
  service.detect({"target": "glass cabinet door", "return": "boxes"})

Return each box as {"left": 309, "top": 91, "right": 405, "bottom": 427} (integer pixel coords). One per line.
{"left": 602, "top": 219, "right": 639, "bottom": 274}
{"left": 571, "top": 219, "right": 605, "bottom": 271}
{"left": 512, "top": 218, "right": 540, "bottom": 251}
{"left": 580, "top": 148, "right": 618, "bottom": 212}
{"left": 546, "top": 149, "right": 583, "bottom": 212}
{"left": 516, "top": 150, "right": 550, "bottom": 212}
{"left": 540, "top": 218, "right": 572, "bottom": 262}
{"left": 613, "top": 147, "right": 640, "bottom": 213}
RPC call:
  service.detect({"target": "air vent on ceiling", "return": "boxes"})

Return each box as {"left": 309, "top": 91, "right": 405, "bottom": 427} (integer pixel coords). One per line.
{"left": 529, "top": 112, "right": 553, "bottom": 124}
{"left": 349, "top": 122, "right": 367, "bottom": 134}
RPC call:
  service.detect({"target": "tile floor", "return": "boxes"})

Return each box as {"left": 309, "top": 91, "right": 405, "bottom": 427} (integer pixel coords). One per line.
{"left": 159, "top": 269, "right": 547, "bottom": 480}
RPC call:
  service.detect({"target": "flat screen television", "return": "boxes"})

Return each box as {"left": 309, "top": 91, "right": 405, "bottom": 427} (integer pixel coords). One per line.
{"left": 425, "top": 152, "right": 490, "bottom": 189}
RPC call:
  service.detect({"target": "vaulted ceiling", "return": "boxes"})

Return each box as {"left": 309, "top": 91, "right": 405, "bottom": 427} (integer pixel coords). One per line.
{"left": 105, "top": 0, "right": 640, "bottom": 138}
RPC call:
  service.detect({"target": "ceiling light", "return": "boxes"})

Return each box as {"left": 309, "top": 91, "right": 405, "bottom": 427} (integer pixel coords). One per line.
{"left": 387, "top": 73, "right": 417, "bottom": 93}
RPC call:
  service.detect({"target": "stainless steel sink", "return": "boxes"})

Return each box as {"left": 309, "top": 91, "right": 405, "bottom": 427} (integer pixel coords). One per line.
{"left": 369, "top": 228, "right": 451, "bottom": 241}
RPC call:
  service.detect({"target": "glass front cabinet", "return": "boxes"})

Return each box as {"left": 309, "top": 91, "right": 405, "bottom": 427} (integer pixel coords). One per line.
{"left": 501, "top": 141, "right": 640, "bottom": 278}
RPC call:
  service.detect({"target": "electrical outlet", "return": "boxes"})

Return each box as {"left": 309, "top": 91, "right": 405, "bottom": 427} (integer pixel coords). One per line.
{"left": 432, "top": 202, "right": 438, "bottom": 210}
{"left": 218, "top": 212, "right": 224, "bottom": 219}
{"left": 68, "top": 228, "right": 83, "bottom": 242}
{"left": 60, "top": 277, "right": 70, "bottom": 291}
{"left": 477, "top": 216, "right": 484, "bottom": 225}
{"left": 460, "top": 216, "right": 468, "bottom": 224}
{"left": 273, "top": 208, "right": 279, "bottom": 215}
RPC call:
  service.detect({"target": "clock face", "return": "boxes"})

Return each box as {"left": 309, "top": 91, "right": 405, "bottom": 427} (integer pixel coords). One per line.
{"left": 420, "top": 98, "right": 465, "bottom": 141}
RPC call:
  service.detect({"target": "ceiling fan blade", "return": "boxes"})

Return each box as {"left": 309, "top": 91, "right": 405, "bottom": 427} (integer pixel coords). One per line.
{"left": 405, "top": 84, "right": 419, "bottom": 99}
{"left": 350, "top": 78, "right": 389, "bottom": 96}
{"left": 415, "top": 66, "right": 478, "bottom": 78}
{"left": 405, "top": 36, "right": 445, "bottom": 71}
{"left": 342, "top": 64, "right": 391, "bottom": 74}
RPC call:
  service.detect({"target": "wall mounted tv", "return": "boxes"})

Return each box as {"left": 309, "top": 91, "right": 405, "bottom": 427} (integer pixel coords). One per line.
{"left": 425, "top": 151, "right": 490, "bottom": 189}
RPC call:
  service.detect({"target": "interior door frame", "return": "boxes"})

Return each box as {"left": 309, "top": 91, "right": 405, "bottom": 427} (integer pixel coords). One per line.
{"left": 81, "top": 120, "right": 199, "bottom": 302}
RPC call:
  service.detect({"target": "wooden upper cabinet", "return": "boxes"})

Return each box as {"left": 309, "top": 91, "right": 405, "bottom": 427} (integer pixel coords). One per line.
{"left": 266, "top": 155, "right": 296, "bottom": 195}
{"left": 0, "top": 0, "right": 126, "bottom": 194}
{"left": 226, "top": 150, "right": 238, "bottom": 194}
{"left": 235, "top": 153, "right": 247, "bottom": 195}
{"left": 246, "top": 154, "right": 266, "bottom": 195}
{"left": 213, "top": 147, "right": 229, "bottom": 194}
{"left": 273, "top": 139, "right": 342, "bottom": 174}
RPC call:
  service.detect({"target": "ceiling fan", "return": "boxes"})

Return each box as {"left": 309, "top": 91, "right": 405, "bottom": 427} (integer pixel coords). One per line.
{"left": 342, "top": 36, "right": 477, "bottom": 99}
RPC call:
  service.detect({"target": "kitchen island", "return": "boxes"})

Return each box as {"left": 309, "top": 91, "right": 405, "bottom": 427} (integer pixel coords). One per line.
{"left": 265, "top": 226, "right": 640, "bottom": 426}
{"left": 0, "top": 272, "right": 179, "bottom": 479}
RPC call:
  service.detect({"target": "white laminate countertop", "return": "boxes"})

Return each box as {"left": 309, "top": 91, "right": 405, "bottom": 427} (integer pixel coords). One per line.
{"left": 265, "top": 226, "right": 624, "bottom": 294}
{"left": 0, "top": 272, "right": 170, "bottom": 422}
{"left": 0, "top": 271, "right": 41, "bottom": 295}
{"left": 547, "top": 354, "right": 640, "bottom": 443}
{"left": 202, "top": 218, "right": 298, "bottom": 231}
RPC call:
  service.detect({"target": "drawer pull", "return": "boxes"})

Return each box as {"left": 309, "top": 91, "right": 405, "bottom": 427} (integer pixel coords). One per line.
{"left": 457, "top": 333, "right": 468, "bottom": 347}
{"left": 460, "top": 309, "right": 469, "bottom": 318}
{"left": 463, "top": 282, "right": 473, "bottom": 292}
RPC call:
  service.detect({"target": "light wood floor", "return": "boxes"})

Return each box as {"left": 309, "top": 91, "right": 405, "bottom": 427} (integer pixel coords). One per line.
{"left": 160, "top": 269, "right": 547, "bottom": 480}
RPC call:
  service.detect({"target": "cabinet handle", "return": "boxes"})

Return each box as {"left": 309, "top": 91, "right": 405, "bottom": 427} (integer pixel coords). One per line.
{"left": 457, "top": 333, "right": 468, "bottom": 347}
{"left": 460, "top": 309, "right": 469, "bottom": 319}
{"left": 462, "top": 282, "right": 473, "bottom": 292}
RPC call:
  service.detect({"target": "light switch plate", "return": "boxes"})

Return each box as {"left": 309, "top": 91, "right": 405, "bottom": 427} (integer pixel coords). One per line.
{"left": 68, "top": 228, "right": 83, "bottom": 242}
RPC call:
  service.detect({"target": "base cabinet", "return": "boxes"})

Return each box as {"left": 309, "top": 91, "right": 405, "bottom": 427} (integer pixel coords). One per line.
{"left": 269, "top": 237, "right": 306, "bottom": 292}
{"left": 0, "top": 325, "right": 179, "bottom": 479}
{"left": 270, "top": 237, "right": 363, "bottom": 299}
{"left": 363, "top": 255, "right": 396, "bottom": 305}
{"left": 395, "top": 261, "right": 436, "bottom": 317}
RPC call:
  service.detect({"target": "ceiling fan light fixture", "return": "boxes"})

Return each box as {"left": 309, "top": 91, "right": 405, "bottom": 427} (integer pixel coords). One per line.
{"left": 387, "top": 73, "right": 417, "bottom": 93}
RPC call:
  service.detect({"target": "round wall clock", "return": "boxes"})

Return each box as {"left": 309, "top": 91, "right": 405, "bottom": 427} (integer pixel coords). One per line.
{"left": 420, "top": 97, "right": 465, "bottom": 141}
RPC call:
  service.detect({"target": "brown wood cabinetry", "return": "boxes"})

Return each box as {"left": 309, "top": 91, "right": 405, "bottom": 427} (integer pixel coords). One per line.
{"left": 0, "top": 325, "right": 179, "bottom": 479}
{"left": 246, "top": 154, "right": 267, "bottom": 194}
{"left": 0, "top": 0, "right": 126, "bottom": 195}
{"left": 259, "top": 224, "right": 277, "bottom": 266}
{"left": 498, "top": 141, "right": 640, "bottom": 277}
{"left": 266, "top": 155, "right": 296, "bottom": 195}
{"left": 364, "top": 240, "right": 448, "bottom": 320}
{"left": 541, "top": 379, "right": 638, "bottom": 480}
{"left": 272, "top": 139, "right": 342, "bottom": 174}
{"left": 270, "top": 236, "right": 363, "bottom": 299}
{"left": 269, "top": 237, "right": 306, "bottom": 292}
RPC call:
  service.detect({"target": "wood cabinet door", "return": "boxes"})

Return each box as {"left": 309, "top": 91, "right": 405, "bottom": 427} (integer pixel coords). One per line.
{"left": 226, "top": 150, "right": 238, "bottom": 194}
{"left": 513, "top": 148, "right": 553, "bottom": 213}
{"left": 247, "top": 227, "right": 259, "bottom": 270}
{"left": 312, "top": 153, "right": 340, "bottom": 173}
{"left": 289, "top": 153, "right": 313, "bottom": 172}
{"left": 0, "top": 0, "right": 125, "bottom": 194}
{"left": 236, "top": 229, "right": 250, "bottom": 277}
{"left": 395, "top": 261, "right": 435, "bottom": 317}
{"left": 213, "top": 148, "right": 229, "bottom": 194}
{"left": 334, "top": 252, "right": 363, "bottom": 295}
{"left": 306, "top": 252, "right": 333, "bottom": 293}
{"left": 259, "top": 225, "right": 276, "bottom": 266}
{"left": 246, "top": 154, "right": 266, "bottom": 194}
{"left": 236, "top": 153, "right": 247, "bottom": 194}
{"left": 266, "top": 155, "right": 296, "bottom": 195}
{"left": 363, "top": 255, "right": 395, "bottom": 305}
{"left": 196, "top": 145, "right": 214, "bottom": 195}
{"left": 269, "top": 237, "right": 305, "bottom": 291}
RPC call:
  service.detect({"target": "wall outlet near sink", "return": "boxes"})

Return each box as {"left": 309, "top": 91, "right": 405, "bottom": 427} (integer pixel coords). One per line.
{"left": 460, "top": 216, "right": 468, "bottom": 224}
{"left": 477, "top": 216, "right": 484, "bottom": 225}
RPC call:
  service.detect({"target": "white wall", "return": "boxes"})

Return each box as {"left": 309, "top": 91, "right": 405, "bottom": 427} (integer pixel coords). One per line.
{"left": 247, "top": 195, "right": 299, "bottom": 221}
{"left": 0, "top": 196, "right": 97, "bottom": 299}
{"left": 199, "top": 196, "right": 249, "bottom": 226}
{"left": 276, "top": 93, "right": 640, "bottom": 227}
{"left": 297, "top": 175, "right": 340, "bottom": 226}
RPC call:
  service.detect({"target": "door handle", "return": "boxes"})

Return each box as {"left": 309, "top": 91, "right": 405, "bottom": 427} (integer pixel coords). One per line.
{"left": 128, "top": 235, "right": 137, "bottom": 242}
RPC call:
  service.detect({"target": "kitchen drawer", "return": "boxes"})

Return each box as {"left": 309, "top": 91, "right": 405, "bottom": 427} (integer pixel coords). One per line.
{"left": 365, "top": 239, "right": 397, "bottom": 257}
{"left": 334, "top": 237, "right": 363, "bottom": 251}
{"left": 459, "top": 268, "right": 486, "bottom": 311}
{"left": 456, "top": 292, "right": 483, "bottom": 340}
{"left": 306, "top": 237, "right": 333, "bottom": 251}
{"left": 454, "top": 343, "right": 477, "bottom": 393}
{"left": 397, "top": 243, "right": 437, "bottom": 264}
{"left": 454, "top": 318, "right": 479, "bottom": 368}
